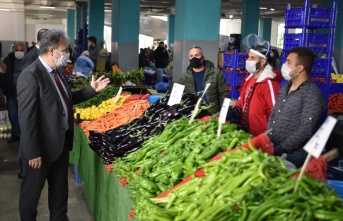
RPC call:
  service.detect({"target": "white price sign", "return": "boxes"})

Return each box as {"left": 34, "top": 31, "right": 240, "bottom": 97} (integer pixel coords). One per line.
{"left": 218, "top": 98, "right": 231, "bottom": 123}
{"left": 113, "top": 86, "right": 123, "bottom": 104}
{"left": 168, "top": 83, "right": 185, "bottom": 106}
{"left": 303, "top": 116, "right": 337, "bottom": 158}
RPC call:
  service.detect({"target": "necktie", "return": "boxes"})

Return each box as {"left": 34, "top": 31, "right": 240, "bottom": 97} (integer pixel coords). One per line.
{"left": 52, "top": 70, "right": 74, "bottom": 132}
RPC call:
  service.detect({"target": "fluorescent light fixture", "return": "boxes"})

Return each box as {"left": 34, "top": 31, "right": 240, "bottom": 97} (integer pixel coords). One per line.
{"left": 260, "top": 7, "right": 267, "bottom": 10}
{"left": 0, "top": 8, "right": 10, "bottom": 11}
{"left": 270, "top": 7, "right": 275, "bottom": 11}
{"left": 39, "top": 6, "right": 56, "bottom": 9}
{"left": 150, "top": 16, "right": 168, "bottom": 21}
{"left": 229, "top": 15, "right": 233, "bottom": 19}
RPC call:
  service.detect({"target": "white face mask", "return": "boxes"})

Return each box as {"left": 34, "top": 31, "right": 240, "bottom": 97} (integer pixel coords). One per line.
{"left": 53, "top": 49, "right": 70, "bottom": 68}
{"left": 15, "top": 51, "right": 24, "bottom": 60}
{"left": 281, "top": 64, "right": 299, "bottom": 81}
{"left": 246, "top": 60, "right": 261, "bottom": 74}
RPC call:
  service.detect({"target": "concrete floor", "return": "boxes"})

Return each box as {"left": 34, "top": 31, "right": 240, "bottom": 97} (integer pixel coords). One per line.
{"left": 0, "top": 139, "right": 92, "bottom": 221}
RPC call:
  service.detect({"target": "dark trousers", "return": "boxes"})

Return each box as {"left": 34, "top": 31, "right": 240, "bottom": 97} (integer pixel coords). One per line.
{"left": 19, "top": 148, "right": 70, "bottom": 221}
{"left": 6, "top": 95, "right": 21, "bottom": 137}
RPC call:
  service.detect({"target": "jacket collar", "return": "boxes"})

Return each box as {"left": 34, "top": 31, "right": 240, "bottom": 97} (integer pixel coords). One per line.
{"left": 245, "top": 64, "right": 276, "bottom": 83}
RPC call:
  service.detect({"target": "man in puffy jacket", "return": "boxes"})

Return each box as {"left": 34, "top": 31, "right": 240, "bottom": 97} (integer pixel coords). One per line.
{"left": 177, "top": 45, "right": 230, "bottom": 114}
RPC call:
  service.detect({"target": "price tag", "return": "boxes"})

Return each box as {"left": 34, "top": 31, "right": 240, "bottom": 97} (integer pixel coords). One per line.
{"left": 168, "top": 83, "right": 185, "bottom": 106}
{"left": 113, "top": 86, "right": 123, "bottom": 104}
{"left": 303, "top": 116, "right": 337, "bottom": 158}
{"left": 201, "top": 83, "right": 211, "bottom": 99}
{"left": 218, "top": 98, "right": 231, "bottom": 123}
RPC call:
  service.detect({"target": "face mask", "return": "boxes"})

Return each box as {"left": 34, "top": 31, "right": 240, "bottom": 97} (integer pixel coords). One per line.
{"left": 281, "top": 64, "right": 299, "bottom": 81}
{"left": 246, "top": 60, "right": 261, "bottom": 73}
{"left": 15, "top": 51, "right": 24, "bottom": 60}
{"left": 189, "top": 57, "right": 203, "bottom": 68}
{"left": 53, "top": 49, "right": 70, "bottom": 68}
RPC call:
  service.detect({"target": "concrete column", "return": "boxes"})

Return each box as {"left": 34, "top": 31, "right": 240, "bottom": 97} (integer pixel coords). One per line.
{"left": 241, "top": 0, "right": 260, "bottom": 41}
{"left": 173, "top": 0, "right": 221, "bottom": 82}
{"left": 111, "top": 0, "right": 140, "bottom": 72}
{"left": 66, "top": 9, "right": 75, "bottom": 44}
{"left": 259, "top": 18, "right": 272, "bottom": 43}
{"left": 167, "top": 14, "right": 175, "bottom": 50}
{"left": 88, "top": 0, "right": 104, "bottom": 43}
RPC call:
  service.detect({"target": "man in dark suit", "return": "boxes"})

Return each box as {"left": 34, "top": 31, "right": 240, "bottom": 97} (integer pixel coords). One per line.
{"left": 22, "top": 28, "right": 48, "bottom": 70}
{"left": 17, "top": 29, "right": 110, "bottom": 221}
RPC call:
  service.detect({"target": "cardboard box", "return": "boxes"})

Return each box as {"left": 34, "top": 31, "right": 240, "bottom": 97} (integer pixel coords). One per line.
{"left": 218, "top": 51, "right": 224, "bottom": 69}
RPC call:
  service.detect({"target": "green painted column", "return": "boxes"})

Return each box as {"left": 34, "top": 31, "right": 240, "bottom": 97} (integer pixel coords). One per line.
{"left": 321, "top": 0, "right": 342, "bottom": 73}
{"left": 259, "top": 18, "right": 272, "bottom": 43}
{"left": 76, "top": 2, "right": 87, "bottom": 32}
{"left": 173, "top": 0, "right": 221, "bottom": 82}
{"left": 241, "top": 0, "right": 260, "bottom": 42}
{"left": 111, "top": 0, "right": 140, "bottom": 71}
{"left": 167, "top": 14, "right": 175, "bottom": 48}
{"left": 88, "top": 0, "right": 104, "bottom": 43}
{"left": 66, "top": 9, "right": 75, "bottom": 44}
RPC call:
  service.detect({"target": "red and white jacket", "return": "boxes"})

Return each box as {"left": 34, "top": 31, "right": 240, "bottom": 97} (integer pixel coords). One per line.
{"left": 234, "top": 64, "right": 281, "bottom": 136}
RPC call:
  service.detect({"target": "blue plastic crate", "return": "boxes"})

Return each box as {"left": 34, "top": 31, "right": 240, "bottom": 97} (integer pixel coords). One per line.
{"left": 235, "top": 71, "right": 248, "bottom": 85}
{"left": 328, "top": 180, "right": 343, "bottom": 198}
{"left": 73, "top": 165, "right": 83, "bottom": 184}
{"left": 283, "top": 33, "right": 304, "bottom": 51}
{"left": 314, "top": 82, "right": 327, "bottom": 98}
{"left": 222, "top": 71, "right": 235, "bottom": 85}
{"left": 307, "top": 34, "right": 332, "bottom": 53}
{"left": 285, "top": 8, "right": 306, "bottom": 28}
{"left": 311, "top": 58, "right": 330, "bottom": 77}
{"left": 329, "top": 83, "right": 343, "bottom": 95}
{"left": 237, "top": 54, "right": 247, "bottom": 69}
{"left": 308, "top": 8, "right": 334, "bottom": 28}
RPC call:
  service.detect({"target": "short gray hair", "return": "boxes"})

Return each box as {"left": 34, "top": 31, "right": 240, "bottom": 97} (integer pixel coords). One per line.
{"left": 14, "top": 42, "right": 27, "bottom": 52}
{"left": 39, "top": 29, "right": 70, "bottom": 55}
{"left": 189, "top": 45, "right": 203, "bottom": 56}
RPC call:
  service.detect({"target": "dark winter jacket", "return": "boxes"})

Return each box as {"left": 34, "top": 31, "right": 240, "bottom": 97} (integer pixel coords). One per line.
{"left": 178, "top": 60, "right": 230, "bottom": 114}
{"left": 153, "top": 46, "right": 169, "bottom": 68}
{"left": 2, "top": 53, "right": 18, "bottom": 96}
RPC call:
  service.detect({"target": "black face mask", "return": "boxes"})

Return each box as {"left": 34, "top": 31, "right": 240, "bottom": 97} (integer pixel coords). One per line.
{"left": 189, "top": 57, "right": 203, "bottom": 68}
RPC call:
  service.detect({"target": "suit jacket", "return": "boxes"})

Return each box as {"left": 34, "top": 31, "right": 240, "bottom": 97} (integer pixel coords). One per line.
{"left": 17, "top": 58, "right": 97, "bottom": 162}
{"left": 22, "top": 46, "right": 39, "bottom": 70}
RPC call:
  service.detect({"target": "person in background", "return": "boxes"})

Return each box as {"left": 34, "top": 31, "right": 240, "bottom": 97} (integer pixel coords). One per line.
{"left": 153, "top": 42, "right": 169, "bottom": 83}
{"left": 88, "top": 36, "right": 102, "bottom": 69}
{"left": 266, "top": 47, "right": 326, "bottom": 168}
{"left": 0, "top": 42, "right": 26, "bottom": 142}
{"left": 0, "top": 59, "right": 6, "bottom": 111}
{"left": 98, "top": 48, "right": 112, "bottom": 72}
{"left": 177, "top": 45, "right": 230, "bottom": 114}
{"left": 17, "top": 29, "right": 110, "bottom": 220}
{"left": 233, "top": 34, "right": 281, "bottom": 136}
{"left": 22, "top": 28, "right": 48, "bottom": 70}
{"left": 139, "top": 48, "right": 150, "bottom": 69}
{"left": 73, "top": 50, "right": 94, "bottom": 78}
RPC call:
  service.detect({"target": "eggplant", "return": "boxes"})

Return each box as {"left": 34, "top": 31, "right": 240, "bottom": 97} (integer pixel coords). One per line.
{"left": 117, "top": 137, "right": 144, "bottom": 152}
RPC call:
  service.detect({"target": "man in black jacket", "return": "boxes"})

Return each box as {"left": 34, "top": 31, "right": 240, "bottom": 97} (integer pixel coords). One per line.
{"left": 153, "top": 42, "right": 169, "bottom": 83}
{"left": 0, "top": 42, "right": 26, "bottom": 142}
{"left": 22, "top": 28, "right": 48, "bottom": 70}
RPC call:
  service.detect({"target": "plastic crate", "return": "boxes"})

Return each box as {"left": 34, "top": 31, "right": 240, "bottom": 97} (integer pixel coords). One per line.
{"left": 237, "top": 54, "right": 247, "bottom": 69}
{"left": 283, "top": 34, "right": 304, "bottom": 51}
{"left": 222, "top": 71, "right": 235, "bottom": 85}
{"left": 328, "top": 180, "right": 343, "bottom": 198}
{"left": 329, "top": 83, "right": 343, "bottom": 95}
{"left": 311, "top": 58, "right": 330, "bottom": 77}
{"left": 285, "top": 8, "right": 306, "bottom": 28}
{"left": 73, "top": 165, "right": 83, "bottom": 184}
{"left": 235, "top": 71, "right": 248, "bottom": 85}
{"left": 308, "top": 8, "right": 334, "bottom": 28}
{"left": 285, "top": 7, "right": 334, "bottom": 28}
{"left": 307, "top": 34, "right": 332, "bottom": 53}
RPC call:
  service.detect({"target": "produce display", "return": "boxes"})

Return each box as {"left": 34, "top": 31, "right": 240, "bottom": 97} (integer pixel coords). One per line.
{"left": 69, "top": 75, "right": 89, "bottom": 90}
{"left": 134, "top": 146, "right": 343, "bottom": 221}
{"left": 331, "top": 73, "right": 343, "bottom": 83}
{"left": 79, "top": 99, "right": 151, "bottom": 137}
{"left": 92, "top": 68, "right": 144, "bottom": 86}
{"left": 328, "top": 93, "right": 343, "bottom": 114}
{"left": 73, "top": 86, "right": 119, "bottom": 108}
{"left": 114, "top": 118, "right": 251, "bottom": 200}
{"left": 88, "top": 93, "right": 211, "bottom": 164}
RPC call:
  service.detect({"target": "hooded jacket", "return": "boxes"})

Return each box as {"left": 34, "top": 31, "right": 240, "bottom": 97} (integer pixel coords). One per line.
{"left": 234, "top": 64, "right": 281, "bottom": 136}
{"left": 178, "top": 60, "right": 230, "bottom": 114}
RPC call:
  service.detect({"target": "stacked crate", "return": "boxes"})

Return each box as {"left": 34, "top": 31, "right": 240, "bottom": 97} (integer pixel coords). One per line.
{"left": 74, "top": 23, "right": 88, "bottom": 59}
{"left": 222, "top": 49, "right": 248, "bottom": 100}
{"left": 282, "top": 0, "right": 341, "bottom": 101}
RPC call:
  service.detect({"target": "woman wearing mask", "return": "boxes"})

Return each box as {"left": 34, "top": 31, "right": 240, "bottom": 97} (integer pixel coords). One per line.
{"left": 233, "top": 34, "right": 281, "bottom": 136}
{"left": 177, "top": 45, "right": 230, "bottom": 114}
{"left": 73, "top": 50, "right": 94, "bottom": 78}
